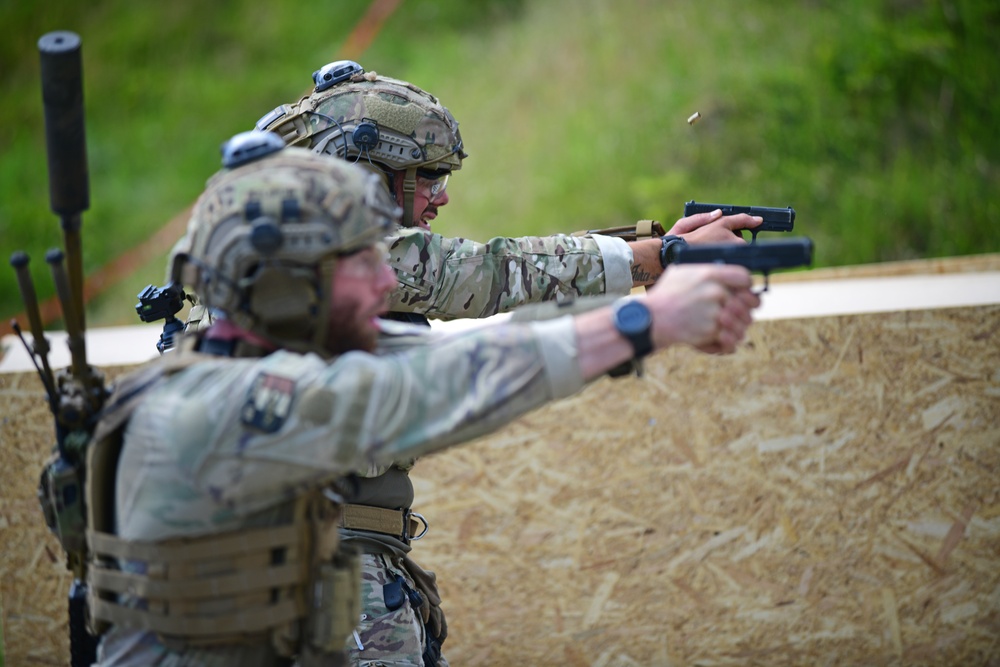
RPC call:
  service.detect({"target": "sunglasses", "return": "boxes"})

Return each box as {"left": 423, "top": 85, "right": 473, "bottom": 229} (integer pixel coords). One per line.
{"left": 416, "top": 168, "right": 450, "bottom": 198}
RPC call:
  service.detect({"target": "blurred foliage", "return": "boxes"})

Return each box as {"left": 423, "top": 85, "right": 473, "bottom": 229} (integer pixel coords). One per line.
{"left": 825, "top": 0, "right": 998, "bottom": 159}
{"left": 0, "top": 0, "right": 997, "bottom": 328}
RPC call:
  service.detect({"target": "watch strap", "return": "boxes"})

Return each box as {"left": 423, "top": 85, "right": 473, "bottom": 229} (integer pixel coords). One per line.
{"left": 659, "top": 235, "right": 689, "bottom": 268}
{"left": 612, "top": 300, "right": 654, "bottom": 359}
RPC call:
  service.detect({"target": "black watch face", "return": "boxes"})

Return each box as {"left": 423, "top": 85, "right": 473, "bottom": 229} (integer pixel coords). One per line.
{"left": 617, "top": 301, "right": 651, "bottom": 334}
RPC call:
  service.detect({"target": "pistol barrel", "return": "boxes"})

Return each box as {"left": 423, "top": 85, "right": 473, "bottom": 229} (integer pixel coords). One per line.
{"left": 683, "top": 201, "right": 795, "bottom": 234}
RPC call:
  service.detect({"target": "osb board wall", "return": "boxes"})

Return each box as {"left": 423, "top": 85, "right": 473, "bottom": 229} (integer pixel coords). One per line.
{"left": 2, "top": 307, "right": 998, "bottom": 666}
{"left": 0, "top": 364, "right": 132, "bottom": 666}
{"left": 769, "top": 251, "right": 1000, "bottom": 284}
{"left": 411, "top": 305, "right": 1000, "bottom": 666}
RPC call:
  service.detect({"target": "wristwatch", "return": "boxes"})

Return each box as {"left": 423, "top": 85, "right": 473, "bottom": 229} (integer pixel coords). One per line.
{"left": 659, "top": 235, "right": 689, "bottom": 268}
{"left": 611, "top": 299, "right": 653, "bottom": 359}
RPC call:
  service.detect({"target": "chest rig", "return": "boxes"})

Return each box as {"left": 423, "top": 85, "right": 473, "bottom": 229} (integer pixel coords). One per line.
{"left": 81, "top": 348, "right": 360, "bottom": 664}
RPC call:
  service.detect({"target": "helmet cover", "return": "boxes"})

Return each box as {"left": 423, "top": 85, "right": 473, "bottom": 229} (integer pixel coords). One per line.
{"left": 259, "top": 68, "right": 465, "bottom": 172}
{"left": 171, "top": 135, "right": 400, "bottom": 348}
{"left": 256, "top": 67, "right": 466, "bottom": 225}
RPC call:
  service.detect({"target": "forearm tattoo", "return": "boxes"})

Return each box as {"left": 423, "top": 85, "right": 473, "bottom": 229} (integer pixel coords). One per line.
{"left": 631, "top": 264, "right": 654, "bottom": 285}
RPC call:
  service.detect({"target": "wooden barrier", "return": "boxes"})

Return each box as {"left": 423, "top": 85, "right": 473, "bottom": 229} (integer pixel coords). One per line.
{"left": 2, "top": 257, "right": 998, "bottom": 665}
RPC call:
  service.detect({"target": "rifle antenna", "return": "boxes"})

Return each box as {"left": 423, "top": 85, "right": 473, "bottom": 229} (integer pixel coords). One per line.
{"left": 11, "top": 320, "right": 58, "bottom": 407}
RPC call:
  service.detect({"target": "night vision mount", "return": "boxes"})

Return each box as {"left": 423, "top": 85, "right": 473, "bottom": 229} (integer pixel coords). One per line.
{"left": 135, "top": 282, "right": 188, "bottom": 354}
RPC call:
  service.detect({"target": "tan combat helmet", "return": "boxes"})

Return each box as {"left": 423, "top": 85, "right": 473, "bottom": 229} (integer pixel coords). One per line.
{"left": 170, "top": 130, "right": 400, "bottom": 354}
{"left": 255, "top": 60, "right": 466, "bottom": 227}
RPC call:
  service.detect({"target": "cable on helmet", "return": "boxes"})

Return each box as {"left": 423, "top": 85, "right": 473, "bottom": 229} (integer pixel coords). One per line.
{"left": 172, "top": 132, "right": 400, "bottom": 357}
{"left": 255, "top": 64, "right": 466, "bottom": 228}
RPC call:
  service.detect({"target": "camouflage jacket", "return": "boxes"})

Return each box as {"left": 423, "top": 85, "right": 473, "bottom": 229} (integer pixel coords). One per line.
{"left": 118, "top": 316, "right": 581, "bottom": 538}
{"left": 184, "top": 230, "right": 633, "bottom": 330}
{"left": 386, "top": 228, "right": 633, "bottom": 319}
{"left": 98, "top": 317, "right": 582, "bottom": 665}
{"left": 185, "top": 228, "right": 632, "bottom": 330}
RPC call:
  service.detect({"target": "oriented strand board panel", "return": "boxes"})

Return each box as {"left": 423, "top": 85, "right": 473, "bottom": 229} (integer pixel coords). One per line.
{"left": 2, "top": 295, "right": 998, "bottom": 664}
{"left": 0, "top": 364, "right": 132, "bottom": 666}
{"left": 410, "top": 305, "right": 1000, "bottom": 666}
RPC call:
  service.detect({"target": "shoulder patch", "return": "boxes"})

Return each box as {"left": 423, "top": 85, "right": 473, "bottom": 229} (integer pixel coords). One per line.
{"left": 242, "top": 372, "right": 296, "bottom": 433}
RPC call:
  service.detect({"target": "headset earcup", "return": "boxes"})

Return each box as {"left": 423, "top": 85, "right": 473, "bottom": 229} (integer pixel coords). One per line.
{"left": 248, "top": 267, "right": 319, "bottom": 337}
{"left": 352, "top": 122, "right": 379, "bottom": 152}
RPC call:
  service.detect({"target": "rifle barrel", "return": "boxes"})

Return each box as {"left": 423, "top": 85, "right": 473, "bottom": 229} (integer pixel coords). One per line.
{"left": 39, "top": 31, "right": 90, "bottom": 333}
{"left": 39, "top": 31, "right": 89, "bottom": 217}
{"left": 46, "top": 248, "right": 87, "bottom": 378}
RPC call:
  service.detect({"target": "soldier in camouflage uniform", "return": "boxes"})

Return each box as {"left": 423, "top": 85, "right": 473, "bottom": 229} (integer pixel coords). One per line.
{"left": 97, "top": 133, "right": 758, "bottom": 666}
{"left": 253, "top": 61, "right": 762, "bottom": 324}
{"left": 237, "top": 65, "right": 761, "bottom": 667}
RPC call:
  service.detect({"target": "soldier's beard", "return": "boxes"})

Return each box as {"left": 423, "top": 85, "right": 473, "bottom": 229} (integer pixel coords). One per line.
{"left": 325, "top": 301, "right": 379, "bottom": 355}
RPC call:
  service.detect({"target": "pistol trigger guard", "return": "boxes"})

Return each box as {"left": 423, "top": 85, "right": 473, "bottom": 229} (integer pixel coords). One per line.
{"left": 754, "top": 273, "right": 771, "bottom": 295}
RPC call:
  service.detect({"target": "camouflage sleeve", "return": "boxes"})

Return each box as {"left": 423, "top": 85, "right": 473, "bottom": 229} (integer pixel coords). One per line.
{"left": 386, "top": 229, "right": 633, "bottom": 320}
{"left": 116, "top": 318, "right": 583, "bottom": 536}
{"left": 348, "top": 317, "right": 583, "bottom": 465}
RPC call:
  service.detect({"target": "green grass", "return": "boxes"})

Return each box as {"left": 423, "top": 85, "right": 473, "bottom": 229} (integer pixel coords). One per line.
{"left": 1, "top": 0, "right": 997, "bottom": 328}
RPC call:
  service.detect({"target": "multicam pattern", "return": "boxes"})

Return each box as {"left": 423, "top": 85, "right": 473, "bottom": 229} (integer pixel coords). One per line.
{"left": 117, "top": 323, "right": 580, "bottom": 539}
{"left": 181, "top": 229, "right": 633, "bottom": 327}
{"left": 387, "top": 228, "right": 633, "bottom": 319}
{"left": 267, "top": 73, "right": 465, "bottom": 172}
{"left": 250, "top": 70, "right": 635, "bottom": 321}
{"left": 172, "top": 147, "right": 398, "bottom": 333}
{"left": 97, "top": 318, "right": 583, "bottom": 665}
{"left": 350, "top": 554, "right": 427, "bottom": 667}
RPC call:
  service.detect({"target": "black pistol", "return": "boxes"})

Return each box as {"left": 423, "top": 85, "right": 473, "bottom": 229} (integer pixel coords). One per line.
{"left": 684, "top": 201, "right": 795, "bottom": 242}
{"left": 670, "top": 237, "right": 814, "bottom": 291}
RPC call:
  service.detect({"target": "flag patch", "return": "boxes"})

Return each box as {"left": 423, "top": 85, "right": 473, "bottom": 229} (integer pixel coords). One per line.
{"left": 242, "top": 372, "right": 296, "bottom": 433}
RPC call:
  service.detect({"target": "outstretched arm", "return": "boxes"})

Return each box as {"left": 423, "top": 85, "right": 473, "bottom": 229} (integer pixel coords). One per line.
{"left": 386, "top": 229, "right": 633, "bottom": 319}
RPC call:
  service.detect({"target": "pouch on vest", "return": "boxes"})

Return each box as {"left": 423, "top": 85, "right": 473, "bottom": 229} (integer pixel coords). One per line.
{"left": 400, "top": 555, "right": 448, "bottom": 663}
{"left": 305, "top": 543, "right": 361, "bottom": 654}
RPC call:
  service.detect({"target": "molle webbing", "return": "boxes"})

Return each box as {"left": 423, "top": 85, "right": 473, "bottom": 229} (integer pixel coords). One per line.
{"left": 86, "top": 518, "right": 312, "bottom": 642}
{"left": 87, "top": 351, "right": 209, "bottom": 562}
{"left": 571, "top": 220, "right": 666, "bottom": 242}
{"left": 83, "top": 351, "right": 356, "bottom": 660}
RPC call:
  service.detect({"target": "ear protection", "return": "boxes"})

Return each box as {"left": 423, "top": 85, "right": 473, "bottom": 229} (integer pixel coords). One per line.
{"left": 351, "top": 119, "right": 380, "bottom": 153}
{"left": 243, "top": 200, "right": 319, "bottom": 334}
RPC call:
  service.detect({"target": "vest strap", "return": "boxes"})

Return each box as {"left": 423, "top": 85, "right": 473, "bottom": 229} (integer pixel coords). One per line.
{"left": 340, "top": 504, "right": 427, "bottom": 542}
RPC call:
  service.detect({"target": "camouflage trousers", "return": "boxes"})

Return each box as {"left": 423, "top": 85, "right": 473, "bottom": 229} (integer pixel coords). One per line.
{"left": 347, "top": 553, "right": 448, "bottom": 667}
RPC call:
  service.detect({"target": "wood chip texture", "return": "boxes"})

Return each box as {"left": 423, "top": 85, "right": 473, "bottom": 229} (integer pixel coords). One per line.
{"left": 2, "top": 263, "right": 998, "bottom": 666}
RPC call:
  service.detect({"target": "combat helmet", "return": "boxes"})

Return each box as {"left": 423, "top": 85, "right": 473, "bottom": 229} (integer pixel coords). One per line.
{"left": 169, "top": 130, "right": 400, "bottom": 354}
{"left": 255, "top": 60, "right": 466, "bottom": 227}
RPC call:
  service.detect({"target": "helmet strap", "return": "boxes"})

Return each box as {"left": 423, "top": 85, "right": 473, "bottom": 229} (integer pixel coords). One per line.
{"left": 311, "top": 256, "right": 337, "bottom": 355}
{"left": 401, "top": 167, "right": 417, "bottom": 228}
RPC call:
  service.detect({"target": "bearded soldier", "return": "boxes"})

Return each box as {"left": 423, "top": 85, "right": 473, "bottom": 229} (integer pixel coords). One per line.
{"left": 248, "top": 62, "right": 760, "bottom": 666}
{"left": 96, "top": 132, "right": 758, "bottom": 666}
